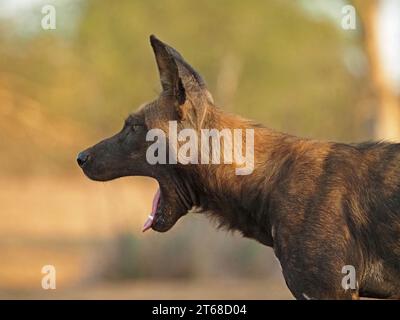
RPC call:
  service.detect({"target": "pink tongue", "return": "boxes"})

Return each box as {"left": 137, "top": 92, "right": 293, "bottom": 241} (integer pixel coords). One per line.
{"left": 142, "top": 188, "right": 160, "bottom": 232}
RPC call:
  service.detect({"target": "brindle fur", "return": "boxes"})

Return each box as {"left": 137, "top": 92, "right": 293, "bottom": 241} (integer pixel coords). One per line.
{"left": 78, "top": 36, "right": 400, "bottom": 299}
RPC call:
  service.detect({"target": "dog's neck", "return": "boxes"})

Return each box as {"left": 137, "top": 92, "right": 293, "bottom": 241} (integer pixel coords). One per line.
{"left": 181, "top": 108, "right": 303, "bottom": 246}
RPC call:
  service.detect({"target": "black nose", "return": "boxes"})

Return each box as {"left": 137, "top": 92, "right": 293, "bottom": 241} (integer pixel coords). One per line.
{"left": 77, "top": 151, "right": 90, "bottom": 167}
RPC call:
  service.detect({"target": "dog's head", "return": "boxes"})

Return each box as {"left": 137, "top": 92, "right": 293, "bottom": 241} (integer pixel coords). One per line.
{"left": 77, "top": 35, "right": 214, "bottom": 232}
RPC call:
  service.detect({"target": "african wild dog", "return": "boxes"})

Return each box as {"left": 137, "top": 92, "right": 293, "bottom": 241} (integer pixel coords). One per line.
{"left": 78, "top": 35, "right": 400, "bottom": 299}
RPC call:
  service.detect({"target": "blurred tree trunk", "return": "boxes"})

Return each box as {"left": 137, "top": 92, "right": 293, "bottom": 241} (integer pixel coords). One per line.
{"left": 355, "top": 0, "right": 400, "bottom": 141}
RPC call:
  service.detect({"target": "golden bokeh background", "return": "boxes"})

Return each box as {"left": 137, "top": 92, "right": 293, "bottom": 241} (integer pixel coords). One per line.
{"left": 0, "top": 0, "right": 398, "bottom": 299}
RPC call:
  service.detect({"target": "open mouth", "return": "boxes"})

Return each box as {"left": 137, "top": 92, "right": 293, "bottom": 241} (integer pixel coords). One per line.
{"left": 141, "top": 181, "right": 190, "bottom": 233}
{"left": 142, "top": 188, "right": 161, "bottom": 232}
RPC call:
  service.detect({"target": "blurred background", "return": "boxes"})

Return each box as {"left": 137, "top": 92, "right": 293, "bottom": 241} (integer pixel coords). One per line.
{"left": 0, "top": 0, "right": 399, "bottom": 299}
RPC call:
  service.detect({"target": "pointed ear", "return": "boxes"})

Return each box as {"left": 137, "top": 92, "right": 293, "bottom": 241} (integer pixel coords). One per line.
{"left": 150, "top": 35, "right": 186, "bottom": 105}
{"left": 150, "top": 35, "right": 212, "bottom": 104}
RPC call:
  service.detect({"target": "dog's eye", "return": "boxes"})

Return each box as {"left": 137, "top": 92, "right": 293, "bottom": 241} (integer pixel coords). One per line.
{"left": 131, "top": 124, "right": 143, "bottom": 132}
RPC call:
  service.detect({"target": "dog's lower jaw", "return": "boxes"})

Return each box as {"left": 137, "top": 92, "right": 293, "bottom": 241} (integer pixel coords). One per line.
{"left": 148, "top": 206, "right": 181, "bottom": 232}
{"left": 148, "top": 170, "right": 200, "bottom": 233}
{"left": 148, "top": 179, "right": 193, "bottom": 233}
{"left": 151, "top": 219, "right": 174, "bottom": 232}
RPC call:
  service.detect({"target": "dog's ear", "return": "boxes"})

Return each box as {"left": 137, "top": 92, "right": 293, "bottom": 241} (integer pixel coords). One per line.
{"left": 150, "top": 35, "right": 186, "bottom": 105}
{"left": 150, "top": 35, "right": 212, "bottom": 109}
